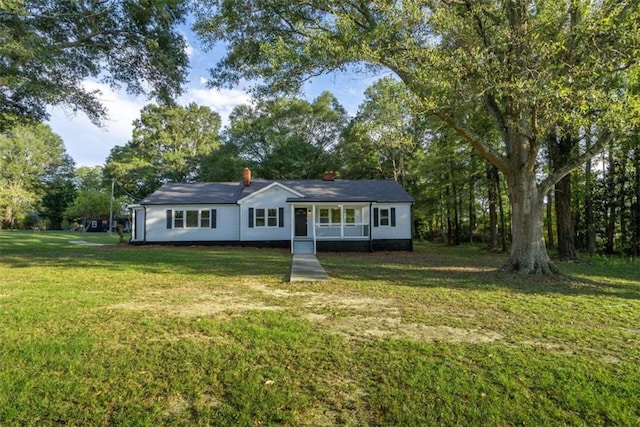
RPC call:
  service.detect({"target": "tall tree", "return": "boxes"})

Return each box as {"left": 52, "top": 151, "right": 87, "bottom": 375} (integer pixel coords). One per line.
{"left": 224, "top": 93, "right": 347, "bottom": 179}
{"left": 583, "top": 131, "right": 597, "bottom": 254}
{"left": 341, "top": 77, "right": 421, "bottom": 185}
{"left": 0, "top": 0, "right": 188, "bottom": 130}
{"left": 548, "top": 131, "right": 578, "bottom": 260}
{"left": 0, "top": 122, "right": 74, "bottom": 228}
{"left": 194, "top": 0, "right": 640, "bottom": 273}
{"left": 104, "top": 103, "right": 222, "bottom": 200}
{"left": 40, "top": 154, "right": 76, "bottom": 229}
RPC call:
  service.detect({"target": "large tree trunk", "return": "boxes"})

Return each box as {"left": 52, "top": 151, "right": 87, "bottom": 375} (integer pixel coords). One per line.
{"left": 503, "top": 170, "right": 557, "bottom": 274}
{"left": 633, "top": 144, "right": 640, "bottom": 257}
{"left": 605, "top": 148, "right": 616, "bottom": 255}
{"left": 497, "top": 174, "right": 508, "bottom": 252}
{"left": 487, "top": 165, "right": 498, "bottom": 250}
{"left": 445, "top": 183, "right": 454, "bottom": 246}
{"left": 555, "top": 173, "right": 577, "bottom": 260}
{"left": 550, "top": 132, "right": 578, "bottom": 260}
{"left": 584, "top": 134, "right": 597, "bottom": 255}
{"left": 469, "top": 176, "right": 476, "bottom": 244}
{"left": 546, "top": 189, "right": 554, "bottom": 249}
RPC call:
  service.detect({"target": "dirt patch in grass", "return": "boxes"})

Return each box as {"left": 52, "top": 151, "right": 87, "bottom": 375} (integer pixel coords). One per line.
{"left": 109, "top": 280, "right": 503, "bottom": 345}
{"left": 109, "top": 285, "right": 284, "bottom": 317}
{"left": 306, "top": 313, "right": 503, "bottom": 343}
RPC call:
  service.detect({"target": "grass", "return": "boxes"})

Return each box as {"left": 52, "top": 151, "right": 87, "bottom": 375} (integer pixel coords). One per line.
{"left": 0, "top": 231, "right": 638, "bottom": 425}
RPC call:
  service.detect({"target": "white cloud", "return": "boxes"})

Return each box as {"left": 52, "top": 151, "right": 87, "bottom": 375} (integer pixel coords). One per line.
{"left": 47, "top": 82, "right": 253, "bottom": 167}
{"left": 179, "top": 87, "right": 252, "bottom": 125}
{"left": 48, "top": 81, "right": 147, "bottom": 167}
{"left": 184, "top": 41, "right": 194, "bottom": 59}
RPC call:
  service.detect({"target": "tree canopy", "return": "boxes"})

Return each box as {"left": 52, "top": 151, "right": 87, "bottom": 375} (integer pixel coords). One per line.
{"left": 223, "top": 92, "right": 347, "bottom": 179}
{"left": 193, "top": 0, "right": 640, "bottom": 273}
{"left": 0, "top": 122, "right": 74, "bottom": 228}
{"left": 0, "top": 0, "right": 189, "bottom": 130}
{"left": 104, "top": 103, "right": 222, "bottom": 200}
{"left": 339, "top": 77, "right": 423, "bottom": 184}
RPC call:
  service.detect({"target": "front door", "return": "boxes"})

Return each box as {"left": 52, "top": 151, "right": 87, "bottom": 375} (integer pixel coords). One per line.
{"left": 295, "top": 208, "right": 308, "bottom": 237}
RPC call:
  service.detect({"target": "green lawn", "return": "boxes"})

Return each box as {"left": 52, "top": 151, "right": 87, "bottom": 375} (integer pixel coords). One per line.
{"left": 0, "top": 231, "right": 638, "bottom": 425}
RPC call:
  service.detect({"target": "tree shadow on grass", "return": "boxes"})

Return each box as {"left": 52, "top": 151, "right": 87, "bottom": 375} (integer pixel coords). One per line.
{"left": 0, "top": 244, "right": 292, "bottom": 279}
{"left": 318, "top": 250, "right": 640, "bottom": 301}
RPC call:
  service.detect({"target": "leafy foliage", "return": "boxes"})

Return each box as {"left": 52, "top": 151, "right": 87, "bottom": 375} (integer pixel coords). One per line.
{"left": 0, "top": 0, "right": 189, "bottom": 130}
{"left": 0, "top": 123, "right": 74, "bottom": 228}
{"left": 104, "top": 103, "right": 222, "bottom": 200}
{"left": 192, "top": 0, "right": 640, "bottom": 273}
{"left": 223, "top": 92, "right": 347, "bottom": 179}
{"left": 339, "top": 77, "right": 423, "bottom": 184}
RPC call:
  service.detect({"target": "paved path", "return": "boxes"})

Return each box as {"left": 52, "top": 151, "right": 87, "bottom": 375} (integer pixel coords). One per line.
{"left": 290, "top": 254, "right": 329, "bottom": 282}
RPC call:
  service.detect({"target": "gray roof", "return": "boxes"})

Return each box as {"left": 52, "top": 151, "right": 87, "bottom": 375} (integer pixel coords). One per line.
{"left": 139, "top": 179, "right": 414, "bottom": 205}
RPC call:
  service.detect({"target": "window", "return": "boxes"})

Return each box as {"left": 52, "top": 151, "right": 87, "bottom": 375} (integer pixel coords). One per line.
{"left": 172, "top": 209, "right": 214, "bottom": 229}
{"left": 319, "top": 209, "right": 329, "bottom": 224}
{"left": 318, "top": 208, "right": 357, "bottom": 224}
{"left": 200, "top": 210, "right": 210, "bottom": 228}
{"left": 374, "top": 207, "right": 396, "bottom": 227}
{"left": 331, "top": 209, "right": 341, "bottom": 224}
{"left": 318, "top": 208, "right": 346, "bottom": 225}
{"left": 174, "top": 210, "right": 184, "bottom": 228}
{"left": 345, "top": 208, "right": 355, "bottom": 224}
{"left": 255, "top": 208, "right": 265, "bottom": 227}
{"left": 186, "top": 210, "right": 199, "bottom": 228}
{"left": 379, "top": 208, "right": 390, "bottom": 226}
{"left": 254, "top": 208, "right": 280, "bottom": 228}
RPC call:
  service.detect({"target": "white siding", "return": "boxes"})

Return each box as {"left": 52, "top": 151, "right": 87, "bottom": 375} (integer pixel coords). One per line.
{"left": 239, "top": 185, "right": 294, "bottom": 241}
{"left": 371, "top": 204, "right": 412, "bottom": 240}
{"left": 145, "top": 204, "right": 240, "bottom": 242}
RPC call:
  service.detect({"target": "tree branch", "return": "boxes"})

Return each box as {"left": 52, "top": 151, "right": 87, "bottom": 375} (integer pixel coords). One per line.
{"left": 434, "top": 110, "right": 509, "bottom": 175}
{"left": 539, "top": 130, "right": 612, "bottom": 195}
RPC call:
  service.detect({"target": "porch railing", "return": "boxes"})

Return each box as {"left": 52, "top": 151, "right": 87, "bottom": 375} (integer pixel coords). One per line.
{"left": 315, "top": 223, "right": 369, "bottom": 239}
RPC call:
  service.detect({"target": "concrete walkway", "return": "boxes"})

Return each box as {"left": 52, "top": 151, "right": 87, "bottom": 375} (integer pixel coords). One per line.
{"left": 290, "top": 254, "right": 329, "bottom": 282}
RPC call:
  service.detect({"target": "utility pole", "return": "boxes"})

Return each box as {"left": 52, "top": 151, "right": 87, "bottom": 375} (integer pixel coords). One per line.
{"left": 108, "top": 178, "right": 115, "bottom": 235}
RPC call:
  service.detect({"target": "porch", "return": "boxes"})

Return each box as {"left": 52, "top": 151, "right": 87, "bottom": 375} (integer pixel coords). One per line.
{"left": 290, "top": 204, "right": 371, "bottom": 254}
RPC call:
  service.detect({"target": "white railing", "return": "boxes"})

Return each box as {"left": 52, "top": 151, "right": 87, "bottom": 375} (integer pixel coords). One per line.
{"left": 315, "top": 223, "right": 369, "bottom": 239}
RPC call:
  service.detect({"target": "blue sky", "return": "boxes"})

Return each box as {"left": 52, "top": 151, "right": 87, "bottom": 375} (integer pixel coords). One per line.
{"left": 47, "top": 27, "right": 384, "bottom": 168}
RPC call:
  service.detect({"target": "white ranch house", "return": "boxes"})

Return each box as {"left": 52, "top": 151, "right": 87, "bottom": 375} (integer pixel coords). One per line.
{"left": 129, "top": 169, "right": 414, "bottom": 254}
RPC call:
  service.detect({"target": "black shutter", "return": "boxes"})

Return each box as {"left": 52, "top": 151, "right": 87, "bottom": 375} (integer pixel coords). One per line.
{"left": 248, "top": 208, "right": 254, "bottom": 228}
{"left": 373, "top": 208, "right": 379, "bottom": 227}
{"left": 391, "top": 207, "right": 396, "bottom": 227}
{"left": 278, "top": 207, "right": 284, "bottom": 227}
{"left": 166, "top": 209, "right": 172, "bottom": 229}
{"left": 211, "top": 209, "right": 217, "bottom": 228}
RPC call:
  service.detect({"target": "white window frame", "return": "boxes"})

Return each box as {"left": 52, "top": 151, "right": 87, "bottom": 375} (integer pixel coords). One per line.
{"left": 345, "top": 208, "right": 356, "bottom": 225}
{"left": 255, "top": 207, "right": 279, "bottom": 228}
{"left": 379, "top": 208, "right": 391, "bottom": 227}
{"left": 318, "top": 208, "right": 344, "bottom": 225}
{"left": 174, "top": 209, "right": 211, "bottom": 229}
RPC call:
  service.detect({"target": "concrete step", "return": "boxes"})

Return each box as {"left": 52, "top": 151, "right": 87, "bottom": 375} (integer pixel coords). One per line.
{"left": 293, "top": 240, "right": 314, "bottom": 255}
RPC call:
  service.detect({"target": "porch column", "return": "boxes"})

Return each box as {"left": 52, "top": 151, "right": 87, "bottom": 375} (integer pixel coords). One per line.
{"left": 312, "top": 204, "right": 317, "bottom": 254}
{"left": 130, "top": 210, "right": 136, "bottom": 241}
{"left": 340, "top": 205, "right": 344, "bottom": 239}
{"left": 290, "top": 204, "right": 294, "bottom": 253}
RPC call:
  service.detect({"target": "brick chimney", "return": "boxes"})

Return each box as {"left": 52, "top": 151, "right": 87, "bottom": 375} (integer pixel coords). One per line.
{"left": 322, "top": 171, "right": 336, "bottom": 181}
{"left": 242, "top": 167, "right": 251, "bottom": 186}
